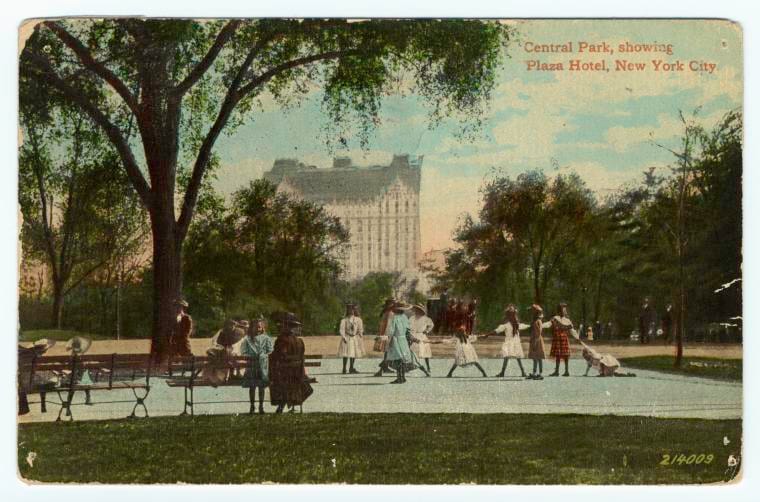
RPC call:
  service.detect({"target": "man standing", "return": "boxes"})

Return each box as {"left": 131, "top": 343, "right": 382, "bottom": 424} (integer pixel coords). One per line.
{"left": 445, "top": 298, "right": 457, "bottom": 334}
{"left": 437, "top": 290, "right": 449, "bottom": 334}
{"left": 638, "top": 298, "right": 656, "bottom": 345}
{"left": 661, "top": 304, "right": 674, "bottom": 344}
{"left": 269, "top": 312, "right": 313, "bottom": 413}
{"left": 170, "top": 299, "right": 193, "bottom": 358}
{"left": 466, "top": 299, "right": 478, "bottom": 335}
{"left": 338, "top": 303, "right": 365, "bottom": 374}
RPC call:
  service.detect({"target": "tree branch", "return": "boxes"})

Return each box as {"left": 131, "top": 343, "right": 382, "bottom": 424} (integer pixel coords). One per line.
{"left": 43, "top": 21, "right": 141, "bottom": 116}
{"left": 25, "top": 51, "right": 153, "bottom": 208}
{"left": 237, "top": 49, "right": 360, "bottom": 97}
{"left": 26, "top": 123, "right": 60, "bottom": 282}
{"left": 173, "top": 20, "right": 242, "bottom": 97}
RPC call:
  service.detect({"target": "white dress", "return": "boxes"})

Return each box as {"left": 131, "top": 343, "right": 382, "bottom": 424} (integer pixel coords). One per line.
{"left": 410, "top": 315, "right": 435, "bottom": 359}
{"left": 494, "top": 322, "right": 530, "bottom": 358}
{"left": 337, "top": 315, "right": 365, "bottom": 358}
{"left": 446, "top": 335, "right": 480, "bottom": 366}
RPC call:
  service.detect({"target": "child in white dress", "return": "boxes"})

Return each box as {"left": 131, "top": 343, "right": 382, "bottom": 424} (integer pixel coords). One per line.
{"left": 435, "top": 324, "right": 488, "bottom": 378}
{"left": 410, "top": 304, "right": 435, "bottom": 373}
{"left": 488, "top": 304, "right": 530, "bottom": 378}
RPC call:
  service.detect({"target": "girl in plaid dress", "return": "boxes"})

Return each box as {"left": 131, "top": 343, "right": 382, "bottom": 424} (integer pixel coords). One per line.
{"left": 548, "top": 303, "right": 578, "bottom": 377}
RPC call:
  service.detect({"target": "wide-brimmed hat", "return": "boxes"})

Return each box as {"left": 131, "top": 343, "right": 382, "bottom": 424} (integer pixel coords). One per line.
{"left": 530, "top": 304, "right": 543, "bottom": 313}
{"left": 412, "top": 304, "right": 427, "bottom": 315}
{"left": 217, "top": 320, "right": 246, "bottom": 347}
{"left": 32, "top": 338, "right": 56, "bottom": 352}
{"left": 282, "top": 312, "right": 302, "bottom": 327}
{"left": 65, "top": 336, "right": 92, "bottom": 355}
{"left": 504, "top": 304, "right": 517, "bottom": 313}
{"left": 393, "top": 301, "right": 411, "bottom": 311}
{"left": 174, "top": 299, "right": 189, "bottom": 308}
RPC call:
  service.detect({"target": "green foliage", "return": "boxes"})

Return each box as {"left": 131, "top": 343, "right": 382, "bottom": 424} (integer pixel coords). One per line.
{"left": 18, "top": 96, "right": 148, "bottom": 328}
{"left": 431, "top": 170, "right": 598, "bottom": 330}
{"left": 18, "top": 413, "right": 741, "bottom": 484}
{"left": 19, "top": 18, "right": 514, "bottom": 345}
{"left": 183, "top": 179, "right": 349, "bottom": 335}
{"left": 431, "top": 111, "right": 742, "bottom": 337}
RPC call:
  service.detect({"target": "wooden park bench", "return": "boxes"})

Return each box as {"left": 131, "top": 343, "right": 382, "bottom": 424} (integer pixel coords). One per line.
{"left": 165, "top": 354, "right": 322, "bottom": 415}
{"left": 18, "top": 353, "right": 153, "bottom": 421}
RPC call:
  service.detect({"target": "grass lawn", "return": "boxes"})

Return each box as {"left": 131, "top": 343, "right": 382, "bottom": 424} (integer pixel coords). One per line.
{"left": 18, "top": 413, "right": 741, "bottom": 484}
{"left": 19, "top": 329, "right": 111, "bottom": 343}
{"left": 619, "top": 356, "right": 742, "bottom": 381}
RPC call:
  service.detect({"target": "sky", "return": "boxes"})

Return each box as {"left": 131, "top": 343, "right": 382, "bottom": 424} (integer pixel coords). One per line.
{"left": 212, "top": 19, "right": 743, "bottom": 253}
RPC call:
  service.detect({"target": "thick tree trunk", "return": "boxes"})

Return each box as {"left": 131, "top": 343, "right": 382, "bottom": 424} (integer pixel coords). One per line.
{"left": 149, "top": 202, "right": 183, "bottom": 364}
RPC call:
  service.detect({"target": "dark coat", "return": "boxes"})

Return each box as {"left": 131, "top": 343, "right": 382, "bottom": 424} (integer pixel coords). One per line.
{"left": 170, "top": 314, "right": 193, "bottom": 357}
{"left": 638, "top": 306, "right": 655, "bottom": 335}
{"left": 269, "top": 333, "right": 313, "bottom": 406}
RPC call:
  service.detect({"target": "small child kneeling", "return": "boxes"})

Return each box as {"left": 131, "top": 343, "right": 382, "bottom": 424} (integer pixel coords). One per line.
{"left": 581, "top": 344, "right": 636, "bottom": 377}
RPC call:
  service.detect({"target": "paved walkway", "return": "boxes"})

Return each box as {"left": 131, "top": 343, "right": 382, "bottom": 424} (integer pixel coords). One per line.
{"left": 18, "top": 358, "right": 741, "bottom": 423}
{"left": 32, "top": 337, "right": 744, "bottom": 360}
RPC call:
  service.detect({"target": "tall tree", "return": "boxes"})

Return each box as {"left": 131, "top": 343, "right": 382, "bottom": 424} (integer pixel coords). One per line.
{"left": 184, "top": 179, "right": 349, "bottom": 332}
{"left": 19, "top": 105, "right": 146, "bottom": 328}
{"left": 648, "top": 109, "right": 742, "bottom": 366}
{"left": 479, "top": 171, "right": 597, "bottom": 304}
{"left": 20, "top": 19, "right": 513, "bottom": 360}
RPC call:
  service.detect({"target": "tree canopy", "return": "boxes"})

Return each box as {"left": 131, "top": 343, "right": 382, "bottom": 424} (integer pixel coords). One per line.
{"left": 20, "top": 18, "right": 514, "bottom": 359}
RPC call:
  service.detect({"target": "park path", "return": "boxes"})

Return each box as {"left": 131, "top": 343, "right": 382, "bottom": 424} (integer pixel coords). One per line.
{"left": 37, "top": 336, "right": 743, "bottom": 359}
{"left": 18, "top": 358, "right": 741, "bottom": 424}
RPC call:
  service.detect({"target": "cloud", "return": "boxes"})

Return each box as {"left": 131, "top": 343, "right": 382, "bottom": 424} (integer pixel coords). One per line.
{"left": 419, "top": 168, "right": 485, "bottom": 251}
{"left": 604, "top": 109, "right": 731, "bottom": 153}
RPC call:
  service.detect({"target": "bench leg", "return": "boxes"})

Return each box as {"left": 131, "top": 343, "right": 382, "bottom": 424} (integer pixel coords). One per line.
{"left": 40, "top": 392, "right": 47, "bottom": 413}
{"left": 85, "top": 389, "right": 92, "bottom": 405}
{"left": 127, "top": 387, "right": 150, "bottom": 419}
{"left": 180, "top": 386, "right": 194, "bottom": 416}
{"left": 55, "top": 390, "right": 74, "bottom": 422}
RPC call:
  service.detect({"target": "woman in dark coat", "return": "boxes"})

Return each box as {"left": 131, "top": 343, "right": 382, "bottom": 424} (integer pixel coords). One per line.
{"left": 269, "top": 313, "right": 313, "bottom": 413}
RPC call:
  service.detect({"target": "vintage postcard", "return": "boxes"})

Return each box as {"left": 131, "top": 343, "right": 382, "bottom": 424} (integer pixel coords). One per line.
{"left": 16, "top": 18, "right": 742, "bottom": 485}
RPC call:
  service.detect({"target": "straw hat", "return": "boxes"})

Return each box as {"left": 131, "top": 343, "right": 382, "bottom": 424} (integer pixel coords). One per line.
{"left": 174, "top": 299, "right": 189, "bottom": 308}
{"left": 65, "top": 336, "right": 92, "bottom": 355}
{"left": 32, "top": 338, "right": 56, "bottom": 352}
{"left": 411, "top": 304, "right": 427, "bottom": 315}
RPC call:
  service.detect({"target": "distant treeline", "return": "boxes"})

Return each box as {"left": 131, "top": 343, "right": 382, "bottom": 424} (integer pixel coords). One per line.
{"left": 19, "top": 110, "right": 741, "bottom": 342}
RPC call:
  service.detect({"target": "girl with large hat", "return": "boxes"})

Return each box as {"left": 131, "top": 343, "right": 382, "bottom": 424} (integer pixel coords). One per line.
{"left": 385, "top": 301, "right": 416, "bottom": 384}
